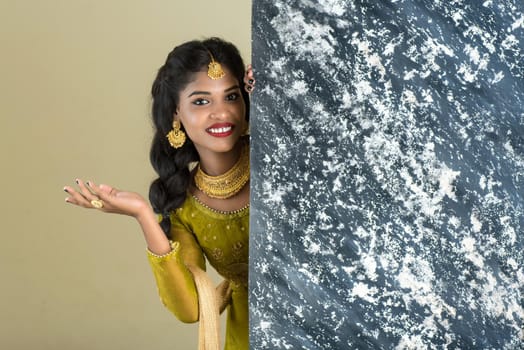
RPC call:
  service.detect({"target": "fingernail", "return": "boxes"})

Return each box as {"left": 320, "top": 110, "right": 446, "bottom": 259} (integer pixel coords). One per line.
{"left": 64, "top": 188, "right": 69, "bottom": 193}
{"left": 75, "top": 179, "right": 79, "bottom": 184}
{"left": 86, "top": 181, "right": 91, "bottom": 186}
{"left": 248, "top": 79, "right": 254, "bottom": 84}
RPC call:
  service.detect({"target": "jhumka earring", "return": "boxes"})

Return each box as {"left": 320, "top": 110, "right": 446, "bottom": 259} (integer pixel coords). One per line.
{"left": 242, "top": 122, "right": 250, "bottom": 136}
{"left": 207, "top": 52, "right": 225, "bottom": 80}
{"left": 166, "top": 120, "right": 186, "bottom": 149}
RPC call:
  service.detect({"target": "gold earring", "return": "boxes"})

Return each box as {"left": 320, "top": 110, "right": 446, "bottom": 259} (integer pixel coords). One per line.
{"left": 167, "top": 120, "right": 186, "bottom": 148}
{"left": 242, "top": 122, "right": 250, "bottom": 136}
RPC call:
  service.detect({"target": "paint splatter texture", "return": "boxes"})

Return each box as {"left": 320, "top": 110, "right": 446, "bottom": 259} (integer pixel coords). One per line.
{"left": 250, "top": 1, "right": 523, "bottom": 348}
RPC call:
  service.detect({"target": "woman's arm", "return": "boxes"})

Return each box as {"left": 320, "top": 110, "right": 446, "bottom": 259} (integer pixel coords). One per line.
{"left": 147, "top": 217, "right": 206, "bottom": 323}
{"left": 64, "top": 179, "right": 171, "bottom": 254}
{"left": 63, "top": 179, "right": 202, "bottom": 321}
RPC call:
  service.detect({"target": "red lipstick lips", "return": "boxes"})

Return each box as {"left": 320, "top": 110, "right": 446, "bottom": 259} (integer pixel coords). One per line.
{"left": 206, "top": 123, "right": 235, "bottom": 137}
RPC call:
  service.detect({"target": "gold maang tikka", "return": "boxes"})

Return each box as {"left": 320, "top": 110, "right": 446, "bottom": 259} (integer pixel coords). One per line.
{"left": 207, "top": 52, "right": 225, "bottom": 80}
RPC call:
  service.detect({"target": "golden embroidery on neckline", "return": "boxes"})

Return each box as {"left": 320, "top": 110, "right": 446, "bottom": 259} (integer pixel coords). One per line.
{"left": 191, "top": 195, "right": 249, "bottom": 215}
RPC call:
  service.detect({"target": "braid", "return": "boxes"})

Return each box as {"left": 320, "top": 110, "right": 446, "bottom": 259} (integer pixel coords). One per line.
{"left": 149, "top": 71, "right": 198, "bottom": 238}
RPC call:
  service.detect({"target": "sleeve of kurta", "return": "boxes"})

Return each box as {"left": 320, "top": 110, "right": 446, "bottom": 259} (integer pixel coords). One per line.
{"left": 146, "top": 212, "right": 205, "bottom": 323}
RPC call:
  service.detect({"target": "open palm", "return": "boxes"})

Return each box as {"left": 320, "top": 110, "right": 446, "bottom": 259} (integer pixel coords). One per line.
{"left": 64, "top": 179, "right": 150, "bottom": 219}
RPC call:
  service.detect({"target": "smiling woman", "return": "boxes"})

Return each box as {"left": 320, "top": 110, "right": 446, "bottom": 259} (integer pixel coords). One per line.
{"left": 0, "top": 1, "right": 253, "bottom": 349}
{"left": 63, "top": 38, "right": 255, "bottom": 350}
{"left": 176, "top": 68, "right": 247, "bottom": 161}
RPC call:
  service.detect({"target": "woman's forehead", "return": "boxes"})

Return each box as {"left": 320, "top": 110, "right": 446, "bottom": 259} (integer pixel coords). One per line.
{"left": 181, "top": 69, "right": 239, "bottom": 96}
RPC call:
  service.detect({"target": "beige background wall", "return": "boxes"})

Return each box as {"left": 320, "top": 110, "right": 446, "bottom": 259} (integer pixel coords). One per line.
{"left": 0, "top": 1, "right": 251, "bottom": 349}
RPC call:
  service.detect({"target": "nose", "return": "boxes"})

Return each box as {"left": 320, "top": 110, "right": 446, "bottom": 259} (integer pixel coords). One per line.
{"left": 209, "top": 100, "right": 229, "bottom": 119}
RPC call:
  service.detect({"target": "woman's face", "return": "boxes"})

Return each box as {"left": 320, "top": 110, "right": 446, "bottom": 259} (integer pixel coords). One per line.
{"left": 176, "top": 67, "right": 246, "bottom": 156}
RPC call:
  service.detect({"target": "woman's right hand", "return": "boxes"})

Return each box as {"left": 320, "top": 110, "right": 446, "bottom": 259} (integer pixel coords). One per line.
{"left": 63, "top": 179, "right": 151, "bottom": 220}
{"left": 244, "top": 64, "right": 255, "bottom": 93}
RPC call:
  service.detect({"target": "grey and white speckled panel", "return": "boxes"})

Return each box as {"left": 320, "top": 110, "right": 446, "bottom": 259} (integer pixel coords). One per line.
{"left": 249, "top": 1, "right": 523, "bottom": 349}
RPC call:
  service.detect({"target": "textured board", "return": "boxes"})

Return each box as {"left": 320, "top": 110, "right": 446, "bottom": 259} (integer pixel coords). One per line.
{"left": 249, "top": 1, "right": 524, "bottom": 349}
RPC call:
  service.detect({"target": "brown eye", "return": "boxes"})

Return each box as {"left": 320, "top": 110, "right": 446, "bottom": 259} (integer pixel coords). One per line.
{"left": 192, "top": 98, "right": 209, "bottom": 106}
{"left": 226, "top": 93, "right": 239, "bottom": 101}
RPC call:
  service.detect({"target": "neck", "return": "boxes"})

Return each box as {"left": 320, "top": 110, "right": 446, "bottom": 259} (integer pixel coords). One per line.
{"left": 197, "top": 140, "right": 244, "bottom": 176}
{"left": 193, "top": 138, "right": 250, "bottom": 200}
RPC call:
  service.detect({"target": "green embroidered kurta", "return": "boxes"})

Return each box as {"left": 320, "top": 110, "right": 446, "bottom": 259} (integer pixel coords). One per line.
{"left": 147, "top": 195, "right": 249, "bottom": 350}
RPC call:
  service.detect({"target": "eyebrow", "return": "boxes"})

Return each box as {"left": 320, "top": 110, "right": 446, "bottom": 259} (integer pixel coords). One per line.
{"left": 187, "top": 85, "right": 240, "bottom": 98}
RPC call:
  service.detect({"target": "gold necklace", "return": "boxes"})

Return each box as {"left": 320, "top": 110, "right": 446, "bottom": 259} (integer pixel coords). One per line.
{"left": 194, "top": 141, "right": 250, "bottom": 199}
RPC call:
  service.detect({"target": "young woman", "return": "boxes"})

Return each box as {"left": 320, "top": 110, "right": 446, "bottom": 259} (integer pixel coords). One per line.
{"left": 63, "top": 37, "right": 255, "bottom": 350}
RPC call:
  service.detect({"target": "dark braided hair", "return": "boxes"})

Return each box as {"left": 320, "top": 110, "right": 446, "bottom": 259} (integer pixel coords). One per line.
{"left": 149, "top": 37, "right": 250, "bottom": 237}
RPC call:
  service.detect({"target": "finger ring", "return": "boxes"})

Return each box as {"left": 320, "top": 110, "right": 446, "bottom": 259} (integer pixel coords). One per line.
{"left": 91, "top": 199, "right": 104, "bottom": 209}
